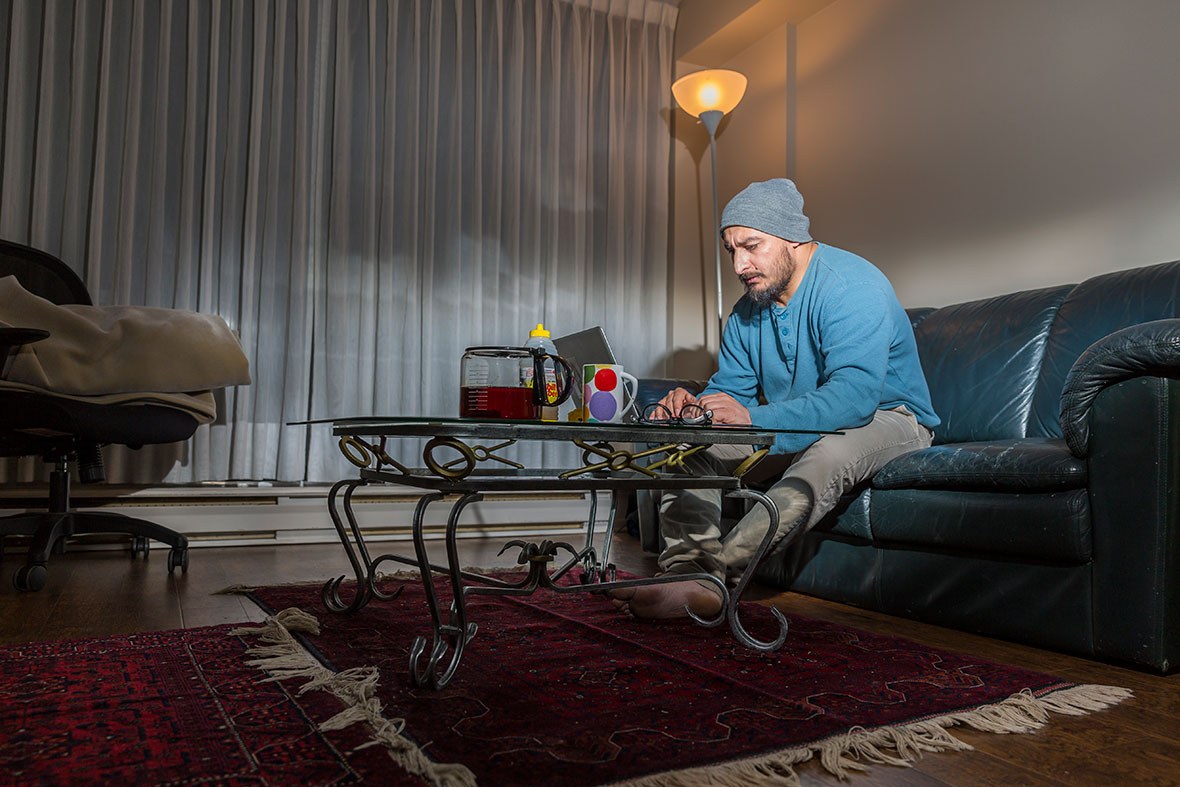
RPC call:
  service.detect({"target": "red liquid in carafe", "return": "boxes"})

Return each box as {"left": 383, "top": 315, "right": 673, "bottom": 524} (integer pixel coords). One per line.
{"left": 461, "top": 386, "right": 537, "bottom": 419}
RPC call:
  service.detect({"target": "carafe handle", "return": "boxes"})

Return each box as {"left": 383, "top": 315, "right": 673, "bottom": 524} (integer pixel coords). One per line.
{"left": 531, "top": 351, "right": 575, "bottom": 407}
{"left": 548, "top": 353, "right": 575, "bottom": 406}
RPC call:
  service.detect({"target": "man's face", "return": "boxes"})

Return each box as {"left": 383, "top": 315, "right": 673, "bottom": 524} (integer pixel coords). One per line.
{"left": 722, "top": 227, "right": 798, "bottom": 307}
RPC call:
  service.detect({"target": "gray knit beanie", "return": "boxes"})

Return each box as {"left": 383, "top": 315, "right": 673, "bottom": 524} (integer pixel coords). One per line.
{"left": 720, "top": 178, "right": 812, "bottom": 242}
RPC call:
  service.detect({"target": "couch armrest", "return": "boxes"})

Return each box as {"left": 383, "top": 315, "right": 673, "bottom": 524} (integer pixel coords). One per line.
{"left": 1060, "top": 319, "right": 1180, "bottom": 456}
{"left": 1086, "top": 375, "right": 1180, "bottom": 670}
{"left": 0, "top": 327, "right": 50, "bottom": 379}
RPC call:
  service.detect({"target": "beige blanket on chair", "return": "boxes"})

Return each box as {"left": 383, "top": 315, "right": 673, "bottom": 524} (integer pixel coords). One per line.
{"left": 0, "top": 275, "right": 251, "bottom": 397}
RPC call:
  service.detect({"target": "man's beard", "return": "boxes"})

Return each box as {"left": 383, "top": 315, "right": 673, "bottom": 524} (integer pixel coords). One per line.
{"left": 743, "top": 250, "right": 795, "bottom": 307}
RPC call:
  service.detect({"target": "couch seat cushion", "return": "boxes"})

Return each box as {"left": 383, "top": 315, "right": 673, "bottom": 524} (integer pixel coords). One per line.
{"left": 873, "top": 438, "right": 1085, "bottom": 492}
{"left": 813, "top": 488, "right": 872, "bottom": 541}
{"left": 870, "top": 488, "right": 1092, "bottom": 563}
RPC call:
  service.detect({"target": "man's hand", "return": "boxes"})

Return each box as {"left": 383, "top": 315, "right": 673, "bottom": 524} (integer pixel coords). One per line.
{"left": 655, "top": 387, "right": 700, "bottom": 418}
{"left": 697, "top": 392, "right": 751, "bottom": 425}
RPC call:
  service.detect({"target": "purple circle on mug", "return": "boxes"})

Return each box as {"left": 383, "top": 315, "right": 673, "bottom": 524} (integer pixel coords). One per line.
{"left": 589, "top": 391, "right": 618, "bottom": 421}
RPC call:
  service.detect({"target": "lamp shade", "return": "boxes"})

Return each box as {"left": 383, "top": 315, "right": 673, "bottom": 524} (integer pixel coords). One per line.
{"left": 671, "top": 69, "right": 748, "bottom": 118}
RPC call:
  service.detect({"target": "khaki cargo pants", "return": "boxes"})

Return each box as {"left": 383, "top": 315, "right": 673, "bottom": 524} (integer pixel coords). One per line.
{"left": 657, "top": 407, "right": 933, "bottom": 582}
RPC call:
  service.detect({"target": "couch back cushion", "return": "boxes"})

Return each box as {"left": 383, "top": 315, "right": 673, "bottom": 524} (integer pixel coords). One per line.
{"left": 1027, "top": 260, "right": 1180, "bottom": 438}
{"left": 913, "top": 285, "right": 1072, "bottom": 444}
{"left": 635, "top": 377, "right": 704, "bottom": 412}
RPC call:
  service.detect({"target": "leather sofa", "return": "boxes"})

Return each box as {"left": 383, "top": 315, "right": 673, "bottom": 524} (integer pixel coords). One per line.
{"left": 637, "top": 259, "right": 1180, "bottom": 673}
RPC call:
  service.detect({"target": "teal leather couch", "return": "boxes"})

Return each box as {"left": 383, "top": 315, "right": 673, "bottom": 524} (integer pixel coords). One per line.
{"left": 638, "top": 259, "right": 1180, "bottom": 673}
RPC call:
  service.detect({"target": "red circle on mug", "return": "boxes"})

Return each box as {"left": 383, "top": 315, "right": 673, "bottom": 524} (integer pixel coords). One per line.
{"left": 594, "top": 369, "right": 618, "bottom": 391}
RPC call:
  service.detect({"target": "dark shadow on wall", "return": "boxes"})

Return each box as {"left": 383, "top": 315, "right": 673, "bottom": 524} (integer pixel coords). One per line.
{"left": 653, "top": 344, "right": 716, "bottom": 384}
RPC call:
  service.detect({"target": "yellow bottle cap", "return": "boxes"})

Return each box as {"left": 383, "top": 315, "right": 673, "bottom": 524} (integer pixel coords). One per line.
{"left": 530, "top": 323, "right": 550, "bottom": 338}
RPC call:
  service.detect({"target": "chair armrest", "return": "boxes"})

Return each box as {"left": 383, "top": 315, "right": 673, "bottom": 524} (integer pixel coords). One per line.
{"left": 1060, "top": 319, "right": 1180, "bottom": 456}
{"left": 0, "top": 327, "right": 50, "bottom": 379}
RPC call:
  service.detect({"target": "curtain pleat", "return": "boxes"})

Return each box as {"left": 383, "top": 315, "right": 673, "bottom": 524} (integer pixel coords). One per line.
{"left": 1, "top": 0, "right": 677, "bottom": 483}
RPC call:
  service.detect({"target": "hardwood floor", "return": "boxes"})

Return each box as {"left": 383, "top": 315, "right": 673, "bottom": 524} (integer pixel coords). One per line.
{"left": 1, "top": 534, "right": 1177, "bottom": 786}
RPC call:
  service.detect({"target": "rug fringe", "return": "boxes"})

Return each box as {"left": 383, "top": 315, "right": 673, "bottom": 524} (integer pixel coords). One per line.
{"left": 214, "top": 583, "right": 258, "bottom": 595}
{"left": 1037, "top": 683, "right": 1133, "bottom": 715}
{"left": 232, "top": 607, "right": 476, "bottom": 787}
{"left": 615, "top": 683, "right": 1131, "bottom": 787}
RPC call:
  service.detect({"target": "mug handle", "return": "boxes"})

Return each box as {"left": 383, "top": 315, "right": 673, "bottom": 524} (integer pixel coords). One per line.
{"left": 619, "top": 372, "right": 640, "bottom": 420}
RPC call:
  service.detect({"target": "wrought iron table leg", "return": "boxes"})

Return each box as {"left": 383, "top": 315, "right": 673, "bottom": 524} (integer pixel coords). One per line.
{"left": 321, "top": 479, "right": 374, "bottom": 613}
{"left": 714, "top": 488, "right": 798, "bottom": 651}
{"left": 408, "top": 491, "right": 447, "bottom": 688}
{"left": 550, "top": 490, "right": 600, "bottom": 584}
{"left": 596, "top": 488, "right": 626, "bottom": 576}
{"left": 409, "top": 491, "right": 482, "bottom": 690}
{"left": 408, "top": 492, "right": 446, "bottom": 627}
{"left": 340, "top": 479, "right": 396, "bottom": 601}
{"left": 336, "top": 479, "right": 405, "bottom": 602}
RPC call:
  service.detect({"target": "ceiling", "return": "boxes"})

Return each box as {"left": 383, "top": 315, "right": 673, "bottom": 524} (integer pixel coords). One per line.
{"left": 674, "top": 0, "right": 837, "bottom": 64}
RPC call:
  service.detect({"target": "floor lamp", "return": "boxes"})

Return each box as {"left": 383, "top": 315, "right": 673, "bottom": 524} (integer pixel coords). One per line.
{"left": 671, "top": 68, "right": 748, "bottom": 350}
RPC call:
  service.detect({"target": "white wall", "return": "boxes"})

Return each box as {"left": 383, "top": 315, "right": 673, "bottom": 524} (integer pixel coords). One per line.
{"left": 796, "top": 0, "right": 1180, "bottom": 307}
{"left": 668, "top": 0, "right": 1180, "bottom": 374}
{"left": 669, "top": 24, "right": 793, "bottom": 379}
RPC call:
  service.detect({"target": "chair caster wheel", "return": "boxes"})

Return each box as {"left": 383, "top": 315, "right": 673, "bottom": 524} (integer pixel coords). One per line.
{"left": 14, "top": 564, "right": 48, "bottom": 592}
{"left": 168, "top": 548, "right": 188, "bottom": 573}
{"left": 131, "top": 536, "right": 150, "bottom": 557}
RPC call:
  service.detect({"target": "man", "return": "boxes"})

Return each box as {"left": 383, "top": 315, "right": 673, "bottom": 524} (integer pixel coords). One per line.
{"left": 617, "top": 178, "right": 939, "bottom": 619}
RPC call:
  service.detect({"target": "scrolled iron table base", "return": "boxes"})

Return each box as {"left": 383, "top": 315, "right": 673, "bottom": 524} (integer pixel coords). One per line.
{"left": 322, "top": 475, "right": 798, "bottom": 690}
{"left": 312, "top": 417, "right": 833, "bottom": 689}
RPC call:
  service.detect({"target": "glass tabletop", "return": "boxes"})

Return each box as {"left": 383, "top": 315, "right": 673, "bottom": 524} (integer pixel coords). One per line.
{"left": 291, "top": 415, "right": 838, "bottom": 446}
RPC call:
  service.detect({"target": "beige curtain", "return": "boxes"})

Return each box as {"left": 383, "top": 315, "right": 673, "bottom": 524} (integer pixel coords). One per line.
{"left": 0, "top": 0, "right": 677, "bottom": 482}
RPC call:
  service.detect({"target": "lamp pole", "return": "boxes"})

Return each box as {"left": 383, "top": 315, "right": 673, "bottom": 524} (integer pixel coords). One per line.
{"left": 700, "top": 109, "right": 725, "bottom": 349}
{"left": 670, "top": 68, "right": 746, "bottom": 355}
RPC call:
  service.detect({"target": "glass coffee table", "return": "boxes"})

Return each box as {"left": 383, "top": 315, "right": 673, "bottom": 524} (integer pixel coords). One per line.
{"left": 309, "top": 416, "right": 833, "bottom": 689}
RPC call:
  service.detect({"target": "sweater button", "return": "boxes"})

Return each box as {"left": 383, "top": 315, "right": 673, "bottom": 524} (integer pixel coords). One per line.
{"left": 780, "top": 328, "right": 788, "bottom": 336}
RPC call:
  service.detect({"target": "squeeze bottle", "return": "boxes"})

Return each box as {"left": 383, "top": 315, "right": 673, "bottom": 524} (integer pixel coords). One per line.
{"left": 525, "top": 323, "right": 560, "bottom": 422}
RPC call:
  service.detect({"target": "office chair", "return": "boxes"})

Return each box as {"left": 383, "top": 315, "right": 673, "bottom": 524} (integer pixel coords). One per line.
{"left": 0, "top": 239, "right": 196, "bottom": 591}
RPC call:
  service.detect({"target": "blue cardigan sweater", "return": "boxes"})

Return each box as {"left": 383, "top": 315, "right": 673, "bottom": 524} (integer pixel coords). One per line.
{"left": 701, "top": 243, "right": 939, "bottom": 453}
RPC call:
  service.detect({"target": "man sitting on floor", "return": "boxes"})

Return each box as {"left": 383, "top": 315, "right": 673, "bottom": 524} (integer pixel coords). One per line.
{"left": 616, "top": 178, "right": 939, "bottom": 619}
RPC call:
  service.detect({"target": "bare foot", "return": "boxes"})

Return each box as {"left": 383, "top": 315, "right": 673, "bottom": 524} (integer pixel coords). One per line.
{"left": 608, "top": 579, "right": 723, "bottom": 620}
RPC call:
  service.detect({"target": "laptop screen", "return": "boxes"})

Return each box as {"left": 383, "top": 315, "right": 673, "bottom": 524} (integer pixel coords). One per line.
{"left": 553, "top": 327, "right": 617, "bottom": 377}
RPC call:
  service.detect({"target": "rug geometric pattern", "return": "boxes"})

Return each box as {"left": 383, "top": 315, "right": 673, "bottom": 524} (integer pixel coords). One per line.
{"left": 0, "top": 626, "right": 405, "bottom": 785}
{"left": 0, "top": 570, "right": 1129, "bottom": 786}
{"left": 243, "top": 571, "right": 1130, "bottom": 786}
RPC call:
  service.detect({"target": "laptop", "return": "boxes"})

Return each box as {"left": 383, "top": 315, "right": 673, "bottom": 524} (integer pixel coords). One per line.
{"left": 553, "top": 326, "right": 617, "bottom": 376}
{"left": 553, "top": 327, "right": 619, "bottom": 412}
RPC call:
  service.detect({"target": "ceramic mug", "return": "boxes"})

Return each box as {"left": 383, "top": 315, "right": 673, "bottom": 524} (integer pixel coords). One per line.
{"left": 582, "top": 364, "right": 638, "bottom": 423}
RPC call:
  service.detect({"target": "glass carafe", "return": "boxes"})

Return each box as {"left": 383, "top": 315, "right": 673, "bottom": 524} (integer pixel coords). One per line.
{"left": 460, "top": 346, "right": 574, "bottom": 419}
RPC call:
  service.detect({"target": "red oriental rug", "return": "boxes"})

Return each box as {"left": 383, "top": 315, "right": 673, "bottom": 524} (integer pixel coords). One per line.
{"left": 0, "top": 572, "right": 1130, "bottom": 786}
{"left": 237, "top": 571, "right": 1129, "bottom": 786}
{"left": 0, "top": 624, "right": 399, "bottom": 784}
